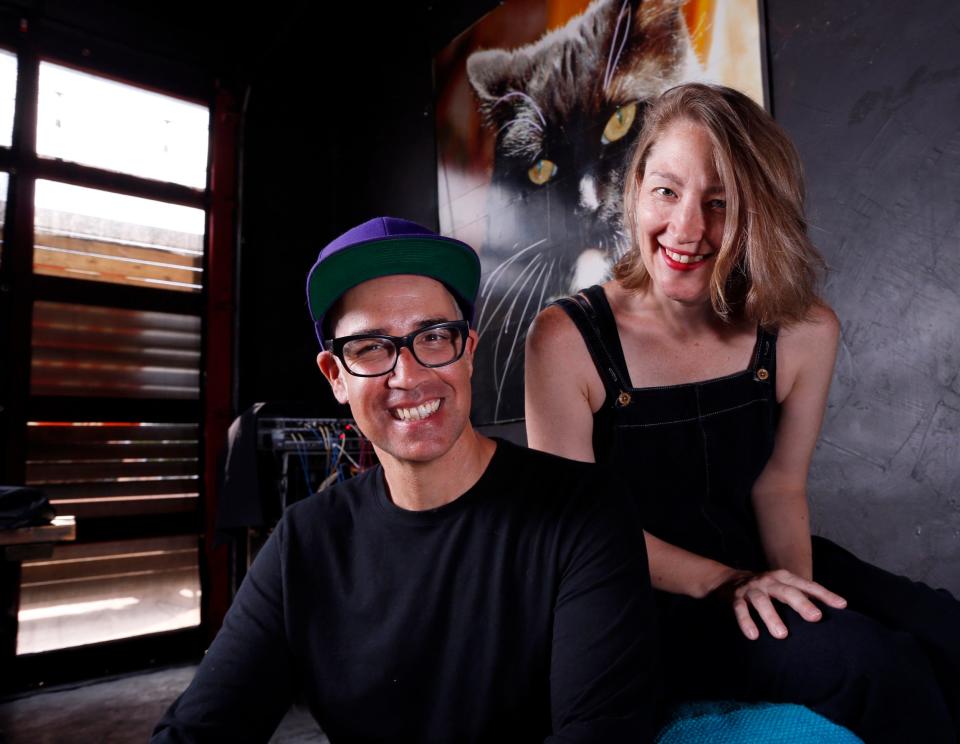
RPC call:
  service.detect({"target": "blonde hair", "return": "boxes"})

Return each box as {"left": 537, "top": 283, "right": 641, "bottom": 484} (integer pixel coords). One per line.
{"left": 616, "top": 83, "right": 824, "bottom": 328}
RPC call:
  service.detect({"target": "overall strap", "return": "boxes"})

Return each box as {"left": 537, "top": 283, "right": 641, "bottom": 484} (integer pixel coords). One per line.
{"left": 750, "top": 326, "right": 778, "bottom": 384}
{"left": 552, "top": 286, "right": 632, "bottom": 408}
{"left": 578, "top": 285, "right": 633, "bottom": 382}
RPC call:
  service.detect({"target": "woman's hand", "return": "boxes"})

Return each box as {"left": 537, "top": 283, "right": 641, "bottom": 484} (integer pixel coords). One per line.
{"left": 713, "top": 569, "right": 847, "bottom": 640}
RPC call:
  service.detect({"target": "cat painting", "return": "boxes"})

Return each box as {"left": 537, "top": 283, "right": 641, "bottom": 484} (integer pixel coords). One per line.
{"left": 462, "top": 0, "right": 699, "bottom": 422}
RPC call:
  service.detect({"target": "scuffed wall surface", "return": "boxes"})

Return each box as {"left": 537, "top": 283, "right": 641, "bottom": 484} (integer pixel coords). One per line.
{"left": 768, "top": 0, "right": 960, "bottom": 594}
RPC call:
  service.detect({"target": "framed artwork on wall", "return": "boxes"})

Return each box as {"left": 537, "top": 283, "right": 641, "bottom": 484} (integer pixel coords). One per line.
{"left": 436, "top": 0, "right": 768, "bottom": 423}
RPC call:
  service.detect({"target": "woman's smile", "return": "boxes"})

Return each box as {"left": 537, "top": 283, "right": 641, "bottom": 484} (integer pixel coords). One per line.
{"left": 659, "top": 243, "right": 714, "bottom": 270}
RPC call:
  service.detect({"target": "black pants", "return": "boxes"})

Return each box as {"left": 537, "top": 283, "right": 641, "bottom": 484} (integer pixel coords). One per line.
{"left": 660, "top": 537, "right": 960, "bottom": 743}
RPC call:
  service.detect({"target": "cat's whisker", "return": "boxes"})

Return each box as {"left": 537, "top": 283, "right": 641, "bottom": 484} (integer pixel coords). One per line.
{"left": 478, "top": 249, "right": 544, "bottom": 335}
{"left": 496, "top": 113, "right": 543, "bottom": 139}
{"left": 493, "top": 90, "right": 546, "bottom": 127}
{"left": 480, "top": 241, "right": 523, "bottom": 300}
{"left": 490, "top": 257, "right": 543, "bottom": 370}
{"left": 478, "top": 249, "right": 546, "bottom": 339}
{"left": 480, "top": 257, "right": 542, "bottom": 343}
{"left": 491, "top": 258, "right": 549, "bottom": 415}
{"left": 493, "top": 260, "right": 551, "bottom": 418}
{"left": 535, "top": 259, "right": 555, "bottom": 314}
{"left": 520, "top": 109, "right": 545, "bottom": 133}
{"left": 603, "top": 0, "right": 632, "bottom": 93}
{"left": 480, "top": 238, "right": 547, "bottom": 298}
{"left": 477, "top": 252, "right": 537, "bottom": 338}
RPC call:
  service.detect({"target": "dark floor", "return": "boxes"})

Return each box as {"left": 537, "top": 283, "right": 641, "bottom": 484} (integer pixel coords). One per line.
{"left": 0, "top": 664, "right": 328, "bottom": 743}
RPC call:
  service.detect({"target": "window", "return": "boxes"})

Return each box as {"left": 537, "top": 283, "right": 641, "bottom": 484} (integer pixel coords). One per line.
{"left": 0, "top": 27, "right": 236, "bottom": 672}
{"left": 36, "top": 62, "right": 208, "bottom": 188}
{"left": 0, "top": 48, "right": 15, "bottom": 146}
{"left": 33, "top": 181, "right": 205, "bottom": 292}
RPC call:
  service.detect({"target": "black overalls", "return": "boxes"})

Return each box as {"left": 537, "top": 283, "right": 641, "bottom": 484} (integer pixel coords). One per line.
{"left": 555, "top": 285, "right": 960, "bottom": 743}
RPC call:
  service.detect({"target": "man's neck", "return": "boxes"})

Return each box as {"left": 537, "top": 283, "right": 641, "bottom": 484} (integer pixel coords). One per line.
{"left": 378, "top": 428, "right": 498, "bottom": 511}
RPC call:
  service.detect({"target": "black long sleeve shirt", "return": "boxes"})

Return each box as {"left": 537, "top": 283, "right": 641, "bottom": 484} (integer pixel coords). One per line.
{"left": 153, "top": 440, "right": 658, "bottom": 743}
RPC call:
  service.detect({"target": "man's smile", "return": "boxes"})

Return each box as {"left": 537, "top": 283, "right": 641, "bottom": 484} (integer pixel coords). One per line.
{"left": 390, "top": 398, "right": 442, "bottom": 421}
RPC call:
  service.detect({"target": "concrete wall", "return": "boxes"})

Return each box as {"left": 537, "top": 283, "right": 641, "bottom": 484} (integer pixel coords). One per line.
{"left": 767, "top": 0, "right": 960, "bottom": 595}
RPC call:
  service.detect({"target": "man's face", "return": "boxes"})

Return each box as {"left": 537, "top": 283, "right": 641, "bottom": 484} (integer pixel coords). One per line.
{"left": 317, "top": 274, "right": 477, "bottom": 467}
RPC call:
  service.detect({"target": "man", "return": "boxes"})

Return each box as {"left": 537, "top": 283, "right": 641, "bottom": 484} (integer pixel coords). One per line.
{"left": 153, "top": 217, "right": 658, "bottom": 742}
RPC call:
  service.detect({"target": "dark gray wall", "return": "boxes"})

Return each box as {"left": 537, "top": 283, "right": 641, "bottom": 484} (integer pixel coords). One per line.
{"left": 235, "top": 2, "right": 501, "bottom": 413}
{"left": 235, "top": 3, "right": 450, "bottom": 414}
{"left": 768, "top": 0, "right": 960, "bottom": 595}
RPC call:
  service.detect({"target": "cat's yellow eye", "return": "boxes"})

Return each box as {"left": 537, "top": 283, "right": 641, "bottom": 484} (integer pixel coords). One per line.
{"left": 602, "top": 102, "right": 638, "bottom": 144}
{"left": 528, "top": 158, "right": 558, "bottom": 185}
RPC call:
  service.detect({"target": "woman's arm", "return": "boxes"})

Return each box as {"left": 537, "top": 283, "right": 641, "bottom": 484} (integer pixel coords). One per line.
{"left": 709, "top": 304, "right": 847, "bottom": 640}
{"left": 525, "top": 304, "right": 603, "bottom": 462}
{"left": 752, "top": 304, "right": 841, "bottom": 580}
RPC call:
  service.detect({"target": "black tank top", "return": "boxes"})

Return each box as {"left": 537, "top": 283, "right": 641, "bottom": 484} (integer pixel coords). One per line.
{"left": 554, "top": 285, "right": 779, "bottom": 571}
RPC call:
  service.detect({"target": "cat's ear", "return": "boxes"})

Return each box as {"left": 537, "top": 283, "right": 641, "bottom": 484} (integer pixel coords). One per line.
{"left": 467, "top": 49, "right": 523, "bottom": 102}
{"left": 467, "top": 49, "right": 534, "bottom": 130}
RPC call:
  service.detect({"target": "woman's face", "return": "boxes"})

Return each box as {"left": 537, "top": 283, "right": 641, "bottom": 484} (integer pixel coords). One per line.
{"left": 634, "top": 119, "right": 727, "bottom": 307}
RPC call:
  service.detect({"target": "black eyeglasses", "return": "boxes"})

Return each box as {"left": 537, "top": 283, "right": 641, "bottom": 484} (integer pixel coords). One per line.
{"left": 330, "top": 320, "right": 470, "bottom": 377}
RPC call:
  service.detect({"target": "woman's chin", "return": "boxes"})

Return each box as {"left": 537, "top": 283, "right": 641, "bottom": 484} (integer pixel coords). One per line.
{"left": 653, "top": 274, "right": 712, "bottom": 306}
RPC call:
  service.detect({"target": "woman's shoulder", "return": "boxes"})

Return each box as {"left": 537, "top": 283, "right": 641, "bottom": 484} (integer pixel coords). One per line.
{"left": 526, "top": 289, "right": 596, "bottom": 353}
{"left": 527, "top": 282, "right": 626, "bottom": 358}
{"left": 525, "top": 289, "right": 609, "bottom": 413}
{"left": 777, "top": 301, "right": 840, "bottom": 348}
{"left": 527, "top": 301, "right": 577, "bottom": 344}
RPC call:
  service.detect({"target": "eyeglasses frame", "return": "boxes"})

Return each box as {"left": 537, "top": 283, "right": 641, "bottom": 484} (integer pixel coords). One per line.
{"left": 329, "top": 320, "right": 471, "bottom": 377}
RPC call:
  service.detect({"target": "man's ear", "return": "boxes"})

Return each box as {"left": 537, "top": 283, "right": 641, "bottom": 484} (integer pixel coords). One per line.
{"left": 463, "top": 328, "right": 479, "bottom": 378}
{"left": 317, "top": 351, "right": 350, "bottom": 404}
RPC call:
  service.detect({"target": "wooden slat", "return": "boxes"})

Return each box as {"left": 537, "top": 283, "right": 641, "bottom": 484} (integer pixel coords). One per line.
{"left": 34, "top": 534, "right": 198, "bottom": 561}
{"left": 39, "top": 477, "right": 199, "bottom": 500}
{"left": 32, "top": 274, "right": 204, "bottom": 316}
{"left": 30, "top": 384, "right": 200, "bottom": 400}
{"left": 32, "top": 327, "right": 201, "bottom": 352}
{"left": 33, "top": 301, "right": 201, "bottom": 333}
{"left": 34, "top": 246, "right": 201, "bottom": 289}
{"left": 29, "top": 396, "right": 200, "bottom": 421}
{"left": 31, "top": 347, "right": 201, "bottom": 372}
{"left": 31, "top": 368, "right": 200, "bottom": 398}
{"left": 27, "top": 424, "right": 198, "bottom": 445}
{"left": 37, "top": 233, "right": 202, "bottom": 267}
{"left": 22, "top": 547, "right": 197, "bottom": 584}
{"left": 48, "top": 495, "right": 198, "bottom": 518}
{"left": 26, "top": 457, "right": 198, "bottom": 482}
{"left": 26, "top": 441, "right": 198, "bottom": 460}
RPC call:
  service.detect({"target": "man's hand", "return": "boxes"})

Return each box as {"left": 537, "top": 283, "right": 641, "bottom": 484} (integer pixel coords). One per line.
{"left": 713, "top": 569, "right": 847, "bottom": 640}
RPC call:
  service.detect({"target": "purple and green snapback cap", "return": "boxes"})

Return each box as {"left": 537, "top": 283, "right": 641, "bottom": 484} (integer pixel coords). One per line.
{"left": 306, "top": 216, "right": 481, "bottom": 349}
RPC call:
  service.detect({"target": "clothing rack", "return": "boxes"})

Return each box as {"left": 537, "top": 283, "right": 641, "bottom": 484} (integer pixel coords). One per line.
{"left": 255, "top": 417, "right": 377, "bottom": 511}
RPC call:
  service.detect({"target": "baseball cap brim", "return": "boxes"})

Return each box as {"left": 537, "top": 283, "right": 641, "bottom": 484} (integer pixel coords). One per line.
{"left": 307, "top": 235, "right": 480, "bottom": 347}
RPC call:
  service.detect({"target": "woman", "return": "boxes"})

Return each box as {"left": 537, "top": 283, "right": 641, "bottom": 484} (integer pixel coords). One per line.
{"left": 525, "top": 83, "right": 959, "bottom": 742}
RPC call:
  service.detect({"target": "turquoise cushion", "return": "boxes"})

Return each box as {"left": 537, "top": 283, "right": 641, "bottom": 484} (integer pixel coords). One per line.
{"left": 656, "top": 701, "right": 863, "bottom": 743}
